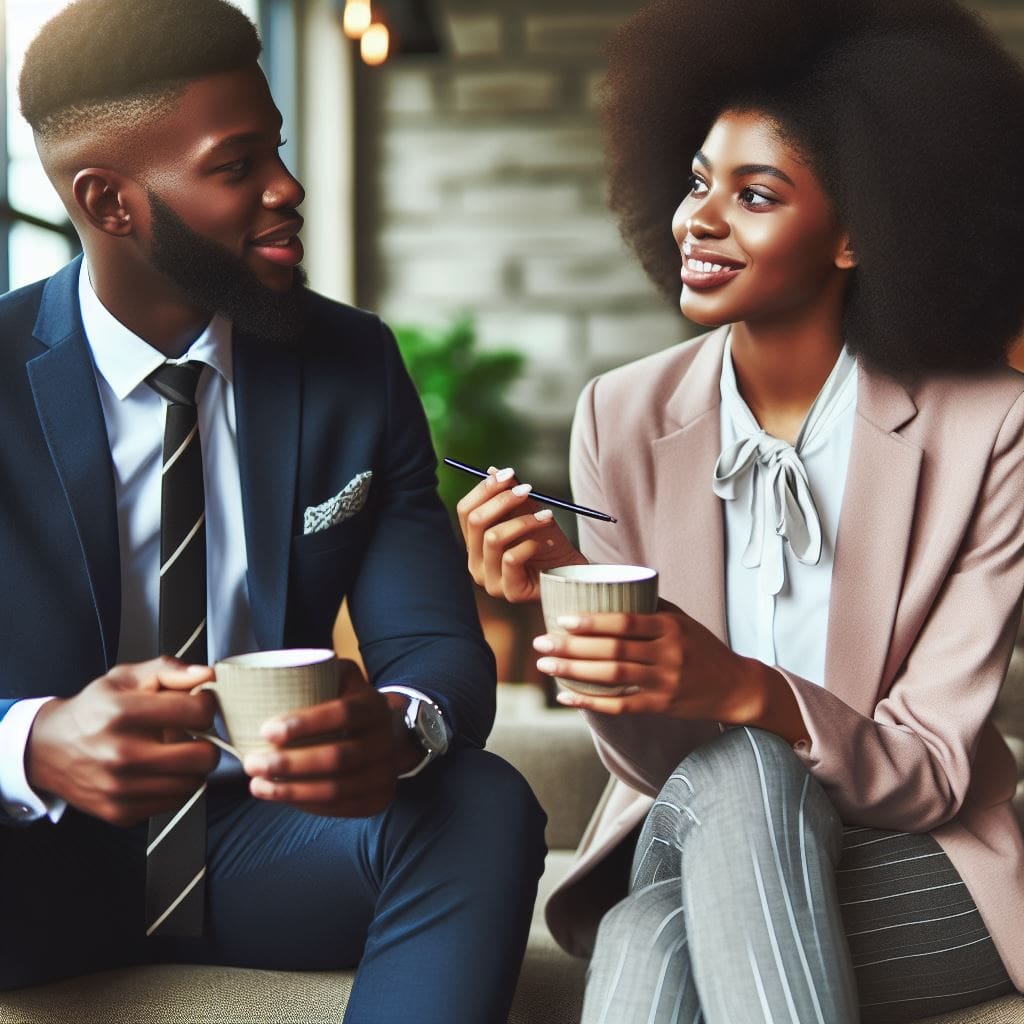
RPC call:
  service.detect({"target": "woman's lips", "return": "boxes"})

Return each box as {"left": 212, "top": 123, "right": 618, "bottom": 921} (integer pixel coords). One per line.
{"left": 249, "top": 235, "right": 304, "bottom": 267}
{"left": 680, "top": 258, "right": 743, "bottom": 290}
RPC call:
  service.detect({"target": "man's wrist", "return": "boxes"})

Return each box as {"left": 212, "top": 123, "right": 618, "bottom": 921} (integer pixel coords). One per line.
{"left": 382, "top": 692, "right": 430, "bottom": 776}
{"left": 379, "top": 685, "right": 450, "bottom": 778}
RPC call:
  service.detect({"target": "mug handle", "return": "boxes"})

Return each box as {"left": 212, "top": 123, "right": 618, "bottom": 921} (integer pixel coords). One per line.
{"left": 187, "top": 681, "right": 243, "bottom": 761}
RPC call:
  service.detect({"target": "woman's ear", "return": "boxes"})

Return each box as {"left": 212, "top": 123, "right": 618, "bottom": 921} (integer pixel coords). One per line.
{"left": 71, "top": 169, "right": 136, "bottom": 237}
{"left": 835, "top": 234, "right": 858, "bottom": 270}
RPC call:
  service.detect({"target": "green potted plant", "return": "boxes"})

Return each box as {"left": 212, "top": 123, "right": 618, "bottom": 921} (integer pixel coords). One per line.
{"left": 393, "top": 317, "right": 531, "bottom": 512}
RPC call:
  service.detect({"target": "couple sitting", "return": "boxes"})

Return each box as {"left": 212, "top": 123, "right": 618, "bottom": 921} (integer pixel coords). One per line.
{"left": 3, "top": 1, "right": 1024, "bottom": 1023}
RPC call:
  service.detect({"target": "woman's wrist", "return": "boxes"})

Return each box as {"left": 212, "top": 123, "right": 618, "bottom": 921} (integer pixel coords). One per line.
{"left": 725, "top": 657, "right": 810, "bottom": 747}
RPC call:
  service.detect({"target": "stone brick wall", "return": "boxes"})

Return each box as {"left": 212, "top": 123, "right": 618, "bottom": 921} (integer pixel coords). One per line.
{"left": 355, "top": 0, "right": 1023, "bottom": 494}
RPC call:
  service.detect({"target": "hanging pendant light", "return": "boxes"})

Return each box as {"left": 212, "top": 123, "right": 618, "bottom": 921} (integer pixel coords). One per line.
{"left": 360, "top": 21, "right": 390, "bottom": 66}
{"left": 342, "top": 0, "right": 372, "bottom": 39}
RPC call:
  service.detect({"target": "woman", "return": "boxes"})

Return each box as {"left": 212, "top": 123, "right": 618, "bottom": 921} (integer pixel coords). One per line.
{"left": 457, "top": 0, "right": 1024, "bottom": 1021}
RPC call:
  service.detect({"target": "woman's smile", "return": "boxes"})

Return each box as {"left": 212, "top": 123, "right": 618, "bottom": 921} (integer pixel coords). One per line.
{"left": 680, "top": 241, "right": 745, "bottom": 289}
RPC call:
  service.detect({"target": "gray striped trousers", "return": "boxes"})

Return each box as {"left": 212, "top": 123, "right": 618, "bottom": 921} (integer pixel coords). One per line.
{"left": 582, "top": 727, "right": 1014, "bottom": 1024}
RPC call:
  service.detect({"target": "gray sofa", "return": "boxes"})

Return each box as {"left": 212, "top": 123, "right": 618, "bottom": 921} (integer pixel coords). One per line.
{"left": 3, "top": 673, "right": 1023, "bottom": 1024}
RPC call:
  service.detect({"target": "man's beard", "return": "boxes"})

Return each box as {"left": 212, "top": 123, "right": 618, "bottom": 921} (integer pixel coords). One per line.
{"left": 147, "top": 192, "right": 310, "bottom": 346}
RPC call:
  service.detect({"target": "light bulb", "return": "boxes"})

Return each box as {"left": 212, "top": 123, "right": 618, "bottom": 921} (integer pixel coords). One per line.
{"left": 342, "top": 0, "right": 372, "bottom": 40}
{"left": 361, "top": 22, "right": 390, "bottom": 65}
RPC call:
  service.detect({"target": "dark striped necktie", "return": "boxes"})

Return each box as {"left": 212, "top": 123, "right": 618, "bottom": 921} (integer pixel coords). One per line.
{"left": 144, "top": 360, "right": 208, "bottom": 938}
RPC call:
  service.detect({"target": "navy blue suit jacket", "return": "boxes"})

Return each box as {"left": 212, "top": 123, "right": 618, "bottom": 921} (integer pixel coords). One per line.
{"left": 0, "top": 258, "right": 495, "bottom": 818}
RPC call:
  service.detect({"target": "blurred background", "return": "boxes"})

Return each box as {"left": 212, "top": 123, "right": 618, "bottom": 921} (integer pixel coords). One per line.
{"left": 3, "top": 0, "right": 1023, "bottom": 496}
{"left": 2, "top": 0, "right": 1022, "bottom": 678}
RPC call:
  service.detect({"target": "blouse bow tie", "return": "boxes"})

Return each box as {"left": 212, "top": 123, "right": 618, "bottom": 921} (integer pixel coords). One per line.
{"left": 713, "top": 433, "right": 822, "bottom": 597}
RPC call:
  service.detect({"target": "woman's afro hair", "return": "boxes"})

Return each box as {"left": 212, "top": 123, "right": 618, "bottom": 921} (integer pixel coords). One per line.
{"left": 601, "top": 0, "right": 1024, "bottom": 380}
{"left": 19, "top": 0, "right": 261, "bottom": 137}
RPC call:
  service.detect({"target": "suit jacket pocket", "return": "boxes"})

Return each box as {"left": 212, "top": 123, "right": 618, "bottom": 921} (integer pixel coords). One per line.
{"left": 292, "top": 518, "right": 363, "bottom": 558}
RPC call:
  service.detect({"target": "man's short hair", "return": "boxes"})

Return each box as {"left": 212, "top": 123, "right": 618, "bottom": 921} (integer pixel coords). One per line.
{"left": 19, "top": 0, "right": 261, "bottom": 140}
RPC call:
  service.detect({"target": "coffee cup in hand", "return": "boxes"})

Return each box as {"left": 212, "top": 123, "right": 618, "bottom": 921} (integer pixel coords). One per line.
{"left": 190, "top": 648, "right": 340, "bottom": 760}
{"left": 539, "top": 564, "right": 659, "bottom": 697}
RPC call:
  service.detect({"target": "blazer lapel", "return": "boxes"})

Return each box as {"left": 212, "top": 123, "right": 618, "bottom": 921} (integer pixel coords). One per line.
{"left": 651, "top": 328, "right": 729, "bottom": 642}
{"left": 233, "top": 333, "right": 301, "bottom": 650}
{"left": 825, "top": 365, "right": 921, "bottom": 712}
{"left": 26, "top": 260, "right": 121, "bottom": 669}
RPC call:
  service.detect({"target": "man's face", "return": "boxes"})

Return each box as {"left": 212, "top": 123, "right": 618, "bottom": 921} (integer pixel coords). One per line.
{"left": 135, "top": 64, "right": 309, "bottom": 341}
{"left": 148, "top": 189, "right": 309, "bottom": 345}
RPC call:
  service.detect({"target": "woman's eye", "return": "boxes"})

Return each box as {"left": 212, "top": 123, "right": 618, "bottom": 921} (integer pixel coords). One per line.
{"left": 740, "top": 187, "right": 775, "bottom": 208}
{"left": 689, "top": 174, "right": 709, "bottom": 197}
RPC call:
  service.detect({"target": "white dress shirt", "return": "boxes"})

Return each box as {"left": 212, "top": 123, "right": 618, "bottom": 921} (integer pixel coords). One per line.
{"left": 715, "top": 333, "right": 858, "bottom": 684}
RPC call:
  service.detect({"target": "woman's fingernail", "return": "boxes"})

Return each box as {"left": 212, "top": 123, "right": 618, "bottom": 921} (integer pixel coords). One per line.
{"left": 555, "top": 692, "right": 579, "bottom": 707}
{"left": 536, "top": 657, "right": 558, "bottom": 674}
{"left": 186, "top": 664, "right": 210, "bottom": 676}
{"left": 487, "top": 466, "right": 498, "bottom": 475}
{"left": 535, "top": 509, "right": 554, "bottom": 522}
{"left": 512, "top": 483, "right": 532, "bottom": 497}
{"left": 533, "top": 635, "right": 555, "bottom": 653}
{"left": 557, "top": 615, "right": 582, "bottom": 630}
{"left": 250, "top": 777, "right": 275, "bottom": 798}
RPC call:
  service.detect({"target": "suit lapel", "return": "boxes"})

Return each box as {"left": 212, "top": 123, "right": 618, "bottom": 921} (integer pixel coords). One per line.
{"left": 825, "top": 365, "right": 921, "bottom": 712}
{"left": 652, "top": 328, "right": 728, "bottom": 642}
{"left": 26, "top": 259, "right": 121, "bottom": 669}
{"left": 233, "top": 333, "right": 301, "bottom": 650}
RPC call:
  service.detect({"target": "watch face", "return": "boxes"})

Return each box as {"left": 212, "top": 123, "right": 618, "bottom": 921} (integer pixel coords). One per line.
{"left": 416, "top": 704, "right": 448, "bottom": 753}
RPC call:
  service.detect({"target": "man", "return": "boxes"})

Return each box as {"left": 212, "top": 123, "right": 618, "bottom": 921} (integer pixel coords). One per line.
{"left": 0, "top": 2, "right": 546, "bottom": 1021}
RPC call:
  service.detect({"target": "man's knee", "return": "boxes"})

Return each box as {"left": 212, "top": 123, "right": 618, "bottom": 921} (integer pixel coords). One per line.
{"left": 403, "top": 747, "right": 548, "bottom": 868}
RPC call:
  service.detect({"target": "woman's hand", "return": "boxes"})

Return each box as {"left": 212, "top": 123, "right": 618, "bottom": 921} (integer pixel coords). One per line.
{"left": 534, "top": 609, "right": 807, "bottom": 742}
{"left": 456, "top": 466, "right": 587, "bottom": 603}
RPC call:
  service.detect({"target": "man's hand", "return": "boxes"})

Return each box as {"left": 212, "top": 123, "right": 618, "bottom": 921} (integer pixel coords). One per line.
{"left": 240, "top": 659, "right": 407, "bottom": 818}
{"left": 26, "top": 657, "right": 219, "bottom": 827}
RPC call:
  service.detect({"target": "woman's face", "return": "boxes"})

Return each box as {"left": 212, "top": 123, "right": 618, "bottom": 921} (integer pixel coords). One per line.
{"left": 672, "top": 110, "right": 853, "bottom": 329}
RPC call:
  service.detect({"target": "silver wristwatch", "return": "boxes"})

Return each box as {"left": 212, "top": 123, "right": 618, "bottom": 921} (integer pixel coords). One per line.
{"left": 382, "top": 686, "right": 449, "bottom": 779}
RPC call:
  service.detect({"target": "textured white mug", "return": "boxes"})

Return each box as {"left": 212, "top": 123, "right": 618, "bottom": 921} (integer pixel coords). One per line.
{"left": 539, "top": 564, "right": 659, "bottom": 696}
{"left": 190, "top": 648, "right": 340, "bottom": 760}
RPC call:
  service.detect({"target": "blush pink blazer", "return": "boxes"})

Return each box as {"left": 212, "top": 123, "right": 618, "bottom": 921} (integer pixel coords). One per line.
{"left": 545, "top": 326, "right": 1024, "bottom": 990}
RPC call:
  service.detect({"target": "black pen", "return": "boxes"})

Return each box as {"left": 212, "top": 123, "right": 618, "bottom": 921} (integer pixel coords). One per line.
{"left": 443, "top": 457, "right": 618, "bottom": 524}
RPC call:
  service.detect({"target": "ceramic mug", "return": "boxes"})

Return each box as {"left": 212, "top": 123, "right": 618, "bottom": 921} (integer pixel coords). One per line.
{"left": 539, "top": 564, "right": 660, "bottom": 697}
{"left": 190, "top": 648, "right": 340, "bottom": 760}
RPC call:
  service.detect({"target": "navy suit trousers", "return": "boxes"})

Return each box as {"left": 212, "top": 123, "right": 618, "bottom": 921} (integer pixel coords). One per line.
{"left": 1, "top": 748, "right": 547, "bottom": 1024}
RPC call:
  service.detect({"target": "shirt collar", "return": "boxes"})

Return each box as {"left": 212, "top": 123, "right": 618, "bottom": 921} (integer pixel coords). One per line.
{"left": 78, "top": 260, "right": 234, "bottom": 401}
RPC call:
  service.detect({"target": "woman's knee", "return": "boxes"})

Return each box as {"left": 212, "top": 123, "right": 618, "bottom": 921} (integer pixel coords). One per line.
{"left": 672, "top": 727, "right": 841, "bottom": 849}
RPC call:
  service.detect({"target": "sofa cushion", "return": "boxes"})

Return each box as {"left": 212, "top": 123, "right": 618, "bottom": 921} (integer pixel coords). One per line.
{"left": 0, "top": 851, "right": 587, "bottom": 1024}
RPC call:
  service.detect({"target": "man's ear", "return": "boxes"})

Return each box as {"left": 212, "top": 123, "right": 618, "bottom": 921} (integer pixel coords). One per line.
{"left": 71, "top": 169, "right": 138, "bottom": 237}
{"left": 835, "top": 234, "right": 858, "bottom": 270}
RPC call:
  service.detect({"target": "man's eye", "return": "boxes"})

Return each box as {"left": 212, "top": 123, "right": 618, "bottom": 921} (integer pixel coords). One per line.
{"left": 220, "top": 158, "right": 250, "bottom": 175}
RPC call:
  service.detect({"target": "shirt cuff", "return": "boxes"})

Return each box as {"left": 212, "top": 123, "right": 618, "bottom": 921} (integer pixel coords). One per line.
{"left": 0, "top": 697, "right": 67, "bottom": 823}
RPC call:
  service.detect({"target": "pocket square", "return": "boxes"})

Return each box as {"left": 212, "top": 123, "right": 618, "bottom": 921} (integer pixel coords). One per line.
{"left": 303, "top": 471, "right": 373, "bottom": 535}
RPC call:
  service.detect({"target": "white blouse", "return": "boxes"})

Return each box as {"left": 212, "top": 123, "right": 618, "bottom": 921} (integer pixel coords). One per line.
{"left": 715, "top": 334, "right": 858, "bottom": 685}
